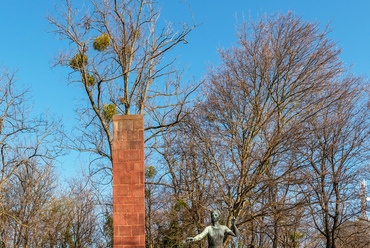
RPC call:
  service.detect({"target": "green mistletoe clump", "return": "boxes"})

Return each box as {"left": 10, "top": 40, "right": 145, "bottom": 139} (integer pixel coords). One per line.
{"left": 93, "top": 33, "right": 110, "bottom": 51}
{"left": 102, "top": 103, "right": 117, "bottom": 120}
{"left": 86, "top": 73, "right": 96, "bottom": 87}
{"left": 69, "top": 54, "right": 88, "bottom": 69}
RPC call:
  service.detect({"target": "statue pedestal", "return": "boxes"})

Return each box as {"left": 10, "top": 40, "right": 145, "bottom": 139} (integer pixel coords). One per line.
{"left": 113, "top": 115, "right": 145, "bottom": 247}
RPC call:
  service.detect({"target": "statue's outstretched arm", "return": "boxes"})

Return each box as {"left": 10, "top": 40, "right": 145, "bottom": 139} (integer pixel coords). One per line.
{"left": 186, "top": 227, "right": 209, "bottom": 242}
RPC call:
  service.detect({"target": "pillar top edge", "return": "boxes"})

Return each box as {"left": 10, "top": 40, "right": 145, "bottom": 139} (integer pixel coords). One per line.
{"left": 113, "top": 115, "right": 144, "bottom": 120}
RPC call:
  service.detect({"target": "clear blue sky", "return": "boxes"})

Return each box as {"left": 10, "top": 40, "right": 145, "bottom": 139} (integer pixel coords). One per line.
{"left": 0, "top": 0, "right": 369, "bottom": 176}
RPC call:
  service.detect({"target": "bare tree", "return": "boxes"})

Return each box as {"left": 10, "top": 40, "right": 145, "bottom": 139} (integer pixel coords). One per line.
{"left": 0, "top": 67, "right": 62, "bottom": 247}
{"left": 0, "top": 68, "right": 61, "bottom": 193}
{"left": 196, "top": 11, "right": 349, "bottom": 246}
{"left": 0, "top": 161, "right": 106, "bottom": 247}
{"left": 147, "top": 12, "right": 366, "bottom": 247}
{"left": 298, "top": 78, "right": 370, "bottom": 248}
{"left": 62, "top": 179, "right": 101, "bottom": 247}
{"left": 0, "top": 67, "right": 110, "bottom": 247}
{"left": 0, "top": 162, "right": 58, "bottom": 247}
{"left": 47, "top": 0, "right": 200, "bottom": 182}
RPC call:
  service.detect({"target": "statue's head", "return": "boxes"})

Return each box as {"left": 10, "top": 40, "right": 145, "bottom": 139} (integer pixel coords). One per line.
{"left": 211, "top": 210, "right": 221, "bottom": 223}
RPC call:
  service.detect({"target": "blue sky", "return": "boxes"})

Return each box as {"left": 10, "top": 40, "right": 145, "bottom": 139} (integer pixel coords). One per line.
{"left": 0, "top": 0, "right": 369, "bottom": 176}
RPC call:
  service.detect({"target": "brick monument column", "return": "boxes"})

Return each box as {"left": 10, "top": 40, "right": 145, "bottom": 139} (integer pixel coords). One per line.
{"left": 112, "top": 115, "right": 145, "bottom": 248}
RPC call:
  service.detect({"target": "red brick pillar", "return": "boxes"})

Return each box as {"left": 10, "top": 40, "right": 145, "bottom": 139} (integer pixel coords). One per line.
{"left": 112, "top": 115, "right": 145, "bottom": 248}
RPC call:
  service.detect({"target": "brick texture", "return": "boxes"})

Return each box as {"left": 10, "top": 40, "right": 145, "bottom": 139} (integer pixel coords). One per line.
{"left": 113, "top": 115, "right": 145, "bottom": 248}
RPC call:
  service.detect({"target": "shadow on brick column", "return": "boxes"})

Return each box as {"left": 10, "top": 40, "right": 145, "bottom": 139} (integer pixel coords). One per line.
{"left": 113, "top": 115, "right": 145, "bottom": 248}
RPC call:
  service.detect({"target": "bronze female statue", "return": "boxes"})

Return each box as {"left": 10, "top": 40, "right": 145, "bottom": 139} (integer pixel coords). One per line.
{"left": 186, "top": 210, "right": 238, "bottom": 247}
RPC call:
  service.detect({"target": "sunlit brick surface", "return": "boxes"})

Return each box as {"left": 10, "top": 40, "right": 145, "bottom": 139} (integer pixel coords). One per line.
{"left": 113, "top": 115, "right": 145, "bottom": 248}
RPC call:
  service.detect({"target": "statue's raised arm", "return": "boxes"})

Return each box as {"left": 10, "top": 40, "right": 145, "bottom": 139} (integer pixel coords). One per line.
{"left": 229, "top": 216, "right": 239, "bottom": 237}
{"left": 186, "top": 210, "right": 239, "bottom": 248}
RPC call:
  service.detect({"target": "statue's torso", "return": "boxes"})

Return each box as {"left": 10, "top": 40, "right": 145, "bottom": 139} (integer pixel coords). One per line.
{"left": 207, "top": 226, "right": 227, "bottom": 247}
